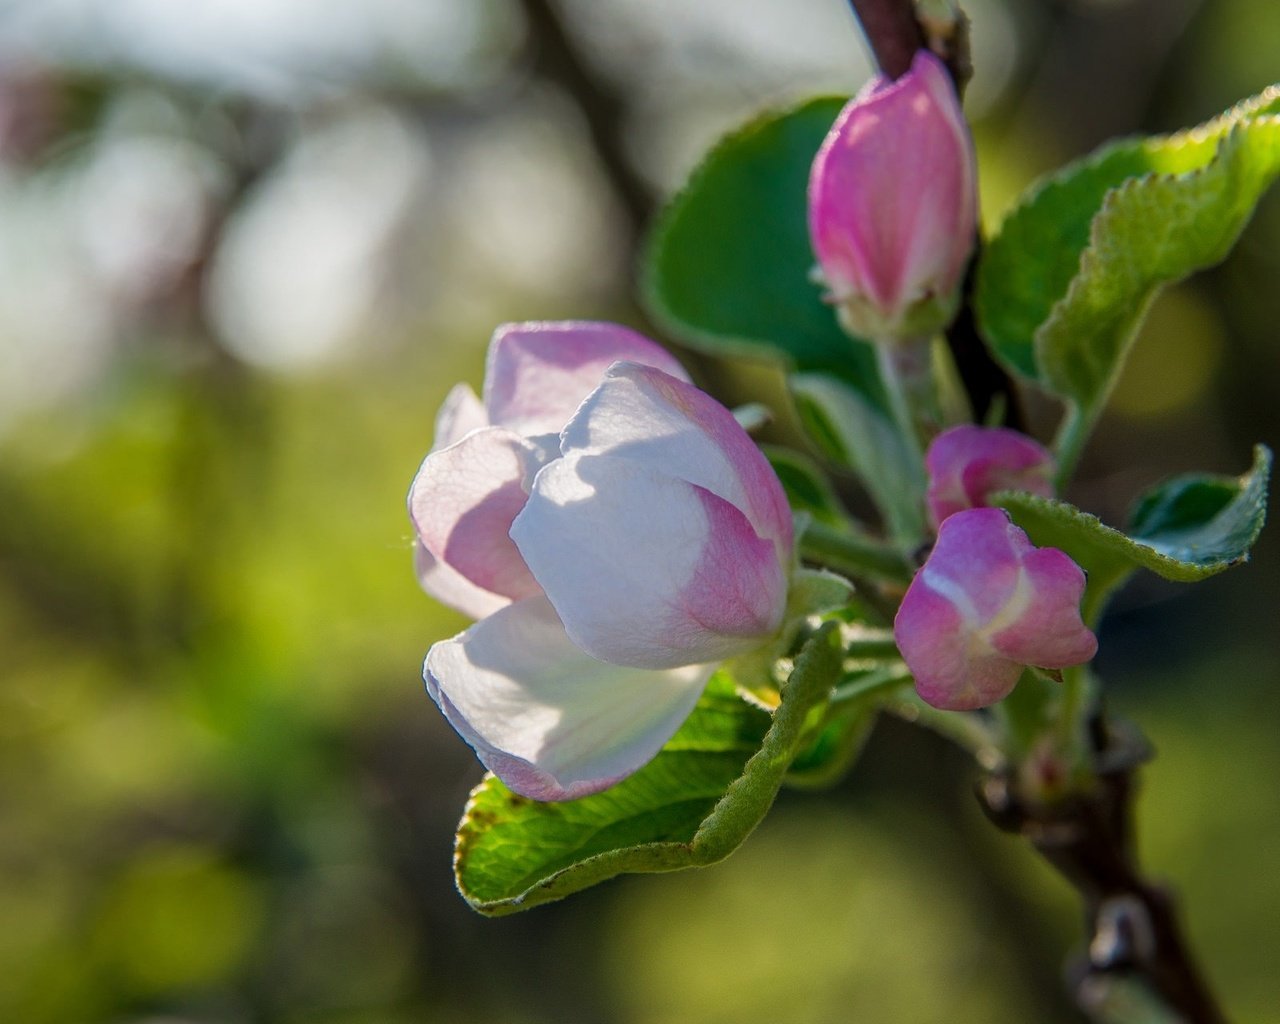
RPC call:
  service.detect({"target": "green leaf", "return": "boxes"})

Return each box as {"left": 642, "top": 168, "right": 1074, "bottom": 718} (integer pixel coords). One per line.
{"left": 790, "top": 373, "right": 926, "bottom": 548}
{"left": 978, "top": 85, "right": 1280, "bottom": 417}
{"left": 454, "top": 625, "right": 843, "bottom": 915}
{"left": 642, "top": 97, "right": 886, "bottom": 410}
{"left": 762, "top": 445, "right": 847, "bottom": 527}
{"left": 997, "top": 445, "right": 1271, "bottom": 623}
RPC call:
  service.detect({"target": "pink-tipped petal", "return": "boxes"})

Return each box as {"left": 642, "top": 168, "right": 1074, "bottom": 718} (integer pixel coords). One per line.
{"left": 407, "top": 426, "right": 549, "bottom": 616}
{"left": 894, "top": 508, "right": 1096, "bottom": 711}
{"left": 808, "top": 49, "right": 975, "bottom": 338}
{"left": 926, "top": 425, "right": 1055, "bottom": 526}
{"left": 511, "top": 451, "right": 787, "bottom": 670}
{"left": 433, "top": 383, "right": 488, "bottom": 450}
{"left": 991, "top": 547, "right": 1097, "bottom": 668}
{"left": 894, "top": 578, "right": 1025, "bottom": 710}
{"left": 559, "top": 363, "right": 794, "bottom": 561}
{"left": 425, "top": 596, "right": 714, "bottom": 800}
{"left": 483, "top": 321, "right": 689, "bottom": 437}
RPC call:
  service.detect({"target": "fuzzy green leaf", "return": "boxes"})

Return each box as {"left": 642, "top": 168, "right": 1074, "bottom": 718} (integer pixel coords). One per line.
{"left": 978, "top": 85, "right": 1280, "bottom": 417}
{"left": 454, "top": 625, "right": 843, "bottom": 915}
{"left": 997, "top": 445, "right": 1270, "bottom": 623}
{"left": 790, "top": 373, "right": 926, "bottom": 548}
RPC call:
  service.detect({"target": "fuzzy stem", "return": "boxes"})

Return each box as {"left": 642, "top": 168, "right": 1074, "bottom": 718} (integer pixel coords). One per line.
{"left": 876, "top": 337, "right": 938, "bottom": 458}
{"left": 799, "top": 520, "right": 914, "bottom": 584}
{"left": 1053, "top": 401, "right": 1095, "bottom": 490}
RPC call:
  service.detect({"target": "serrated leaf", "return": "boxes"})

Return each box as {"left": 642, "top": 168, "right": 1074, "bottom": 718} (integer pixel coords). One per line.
{"left": 642, "top": 97, "right": 888, "bottom": 412}
{"left": 454, "top": 625, "right": 843, "bottom": 915}
{"left": 790, "top": 373, "right": 926, "bottom": 548}
{"left": 978, "top": 84, "right": 1280, "bottom": 418}
{"left": 997, "top": 445, "right": 1270, "bottom": 623}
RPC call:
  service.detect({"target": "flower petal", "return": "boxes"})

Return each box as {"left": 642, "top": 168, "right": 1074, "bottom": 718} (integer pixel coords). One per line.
{"left": 412, "top": 538, "right": 506, "bottom": 621}
{"left": 511, "top": 451, "right": 788, "bottom": 670}
{"left": 808, "top": 49, "right": 975, "bottom": 333}
{"left": 483, "top": 321, "right": 690, "bottom": 436}
{"left": 991, "top": 547, "right": 1097, "bottom": 668}
{"left": 894, "top": 575, "right": 1025, "bottom": 710}
{"left": 425, "top": 596, "right": 714, "bottom": 800}
{"left": 407, "top": 426, "right": 549, "bottom": 617}
{"left": 432, "top": 383, "right": 488, "bottom": 450}
{"left": 894, "top": 508, "right": 1096, "bottom": 711}
{"left": 925, "top": 425, "right": 1055, "bottom": 526}
{"left": 559, "top": 363, "right": 794, "bottom": 560}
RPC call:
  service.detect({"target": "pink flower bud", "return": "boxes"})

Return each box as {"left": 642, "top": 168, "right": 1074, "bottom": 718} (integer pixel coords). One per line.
{"left": 808, "top": 49, "right": 976, "bottom": 340}
{"left": 925, "top": 425, "right": 1055, "bottom": 527}
{"left": 412, "top": 325, "right": 795, "bottom": 800}
{"left": 894, "top": 508, "right": 1097, "bottom": 711}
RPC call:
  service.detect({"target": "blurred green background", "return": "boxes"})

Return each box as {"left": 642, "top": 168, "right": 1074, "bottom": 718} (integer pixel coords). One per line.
{"left": 1, "top": 1, "right": 1277, "bottom": 1021}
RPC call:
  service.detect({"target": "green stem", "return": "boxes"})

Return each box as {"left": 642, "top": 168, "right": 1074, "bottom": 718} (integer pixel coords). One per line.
{"left": 875, "top": 338, "right": 935, "bottom": 462}
{"left": 799, "top": 520, "right": 914, "bottom": 584}
{"left": 838, "top": 629, "right": 902, "bottom": 662}
{"left": 888, "top": 691, "right": 1000, "bottom": 757}
{"left": 1052, "top": 401, "right": 1095, "bottom": 491}
{"left": 830, "top": 664, "right": 911, "bottom": 704}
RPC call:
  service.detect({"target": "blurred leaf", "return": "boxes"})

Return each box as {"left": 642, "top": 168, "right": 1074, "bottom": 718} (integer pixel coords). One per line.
{"left": 763, "top": 444, "right": 846, "bottom": 526}
{"left": 997, "top": 445, "right": 1270, "bottom": 623}
{"left": 642, "top": 97, "right": 886, "bottom": 409}
{"left": 454, "top": 626, "right": 842, "bottom": 915}
{"left": 790, "top": 373, "right": 926, "bottom": 547}
{"left": 786, "top": 566, "right": 855, "bottom": 620}
{"left": 977, "top": 84, "right": 1280, "bottom": 418}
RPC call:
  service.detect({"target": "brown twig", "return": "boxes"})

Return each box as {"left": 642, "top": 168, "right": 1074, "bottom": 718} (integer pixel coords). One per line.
{"left": 979, "top": 719, "right": 1226, "bottom": 1022}
{"left": 844, "top": 0, "right": 925, "bottom": 79}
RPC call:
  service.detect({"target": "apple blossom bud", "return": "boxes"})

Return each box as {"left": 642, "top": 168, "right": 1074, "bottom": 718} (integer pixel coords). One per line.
{"left": 808, "top": 49, "right": 977, "bottom": 341}
{"left": 925, "top": 425, "right": 1056, "bottom": 527}
{"left": 894, "top": 508, "right": 1097, "bottom": 711}
{"left": 413, "top": 327, "right": 796, "bottom": 800}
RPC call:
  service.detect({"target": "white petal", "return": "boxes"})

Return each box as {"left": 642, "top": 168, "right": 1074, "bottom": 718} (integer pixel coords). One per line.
{"left": 559, "top": 364, "right": 793, "bottom": 559}
{"left": 407, "top": 426, "right": 548, "bottom": 618}
{"left": 412, "top": 539, "right": 508, "bottom": 621}
{"left": 433, "top": 383, "right": 488, "bottom": 450}
{"left": 425, "top": 596, "right": 713, "bottom": 800}
{"left": 511, "top": 452, "right": 786, "bottom": 670}
{"left": 483, "top": 321, "right": 690, "bottom": 436}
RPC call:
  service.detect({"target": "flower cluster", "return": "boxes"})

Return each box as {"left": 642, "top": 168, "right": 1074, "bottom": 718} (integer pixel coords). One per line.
{"left": 895, "top": 427, "right": 1095, "bottom": 710}
{"left": 409, "top": 322, "right": 793, "bottom": 800}
{"left": 411, "top": 50, "right": 1099, "bottom": 800}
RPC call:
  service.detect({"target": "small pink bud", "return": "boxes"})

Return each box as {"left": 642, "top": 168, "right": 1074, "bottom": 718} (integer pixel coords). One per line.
{"left": 808, "top": 49, "right": 976, "bottom": 341}
{"left": 894, "top": 508, "right": 1097, "bottom": 711}
{"left": 925, "top": 425, "right": 1055, "bottom": 527}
